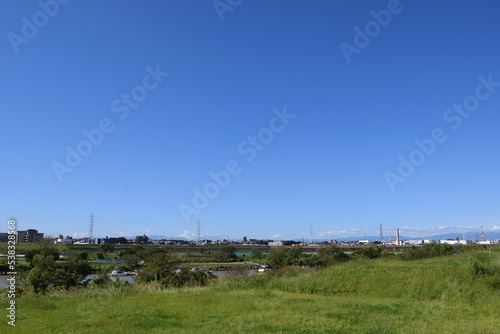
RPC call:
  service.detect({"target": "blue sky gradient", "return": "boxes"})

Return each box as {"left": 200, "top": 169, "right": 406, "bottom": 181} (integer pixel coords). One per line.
{"left": 1, "top": 0, "right": 499, "bottom": 240}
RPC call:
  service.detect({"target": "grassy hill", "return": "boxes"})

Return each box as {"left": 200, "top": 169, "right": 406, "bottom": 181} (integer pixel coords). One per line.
{"left": 2, "top": 248, "right": 499, "bottom": 333}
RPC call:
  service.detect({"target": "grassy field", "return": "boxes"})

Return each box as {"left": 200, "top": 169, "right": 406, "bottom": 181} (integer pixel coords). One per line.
{"left": 2, "top": 249, "right": 499, "bottom": 333}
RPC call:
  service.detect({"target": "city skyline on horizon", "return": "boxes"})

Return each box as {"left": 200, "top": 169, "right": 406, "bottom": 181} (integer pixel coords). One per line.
{"left": 3, "top": 214, "right": 499, "bottom": 241}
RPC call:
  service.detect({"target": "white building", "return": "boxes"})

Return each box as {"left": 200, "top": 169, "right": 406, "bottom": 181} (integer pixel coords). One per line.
{"left": 268, "top": 241, "right": 283, "bottom": 247}
{"left": 54, "top": 238, "right": 73, "bottom": 244}
{"left": 440, "top": 239, "right": 467, "bottom": 245}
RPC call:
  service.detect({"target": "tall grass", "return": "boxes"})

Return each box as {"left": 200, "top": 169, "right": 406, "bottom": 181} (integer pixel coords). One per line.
{"left": 212, "top": 249, "right": 500, "bottom": 313}
{"left": 2, "top": 249, "right": 499, "bottom": 333}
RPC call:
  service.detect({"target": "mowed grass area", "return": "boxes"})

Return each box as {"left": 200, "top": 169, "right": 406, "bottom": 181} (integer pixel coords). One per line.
{"left": 2, "top": 250, "right": 499, "bottom": 333}
{"left": 8, "top": 289, "right": 500, "bottom": 333}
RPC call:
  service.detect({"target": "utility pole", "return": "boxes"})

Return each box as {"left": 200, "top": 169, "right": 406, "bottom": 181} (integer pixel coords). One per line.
{"left": 89, "top": 213, "right": 94, "bottom": 245}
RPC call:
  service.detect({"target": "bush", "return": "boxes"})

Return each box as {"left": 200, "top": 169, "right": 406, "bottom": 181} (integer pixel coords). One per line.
{"left": 251, "top": 248, "right": 263, "bottom": 259}
{"left": 467, "top": 253, "right": 499, "bottom": 279}
{"left": 161, "top": 267, "right": 214, "bottom": 288}
{"left": 354, "top": 245, "right": 382, "bottom": 259}
{"left": 137, "top": 252, "right": 180, "bottom": 283}
{"left": 92, "top": 269, "right": 113, "bottom": 286}
{"left": 212, "top": 246, "right": 237, "bottom": 262}
{"left": 398, "top": 243, "right": 454, "bottom": 261}
{"left": 0, "top": 258, "right": 8, "bottom": 271}
{"left": 316, "top": 244, "right": 350, "bottom": 266}
{"left": 267, "top": 246, "right": 303, "bottom": 269}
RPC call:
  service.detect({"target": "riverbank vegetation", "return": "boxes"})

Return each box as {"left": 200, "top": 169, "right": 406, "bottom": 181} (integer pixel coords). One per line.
{"left": 1, "top": 243, "right": 499, "bottom": 332}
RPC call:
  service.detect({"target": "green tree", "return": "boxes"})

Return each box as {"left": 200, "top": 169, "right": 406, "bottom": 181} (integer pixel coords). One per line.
{"left": 317, "top": 244, "right": 340, "bottom": 257}
{"left": 99, "top": 243, "right": 115, "bottom": 253}
{"left": 137, "top": 252, "right": 180, "bottom": 283}
{"left": 119, "top": 245, "right": 143, "bottom": 258}
{"left": 316, "top": 244, "right": 350, "bottom": 266}
{"left": 251, "top": 248, "right": 263, "bottom": 259}
{"left": 213, "top": 246, "right": 237, "bottom": 262}
{"left": 122, "top": 254, "right": 140, "bottom": 270}
{"left": 25, "top": 239, "right": 60, "bottom": 267}
{"left": 77, "top": 251, "right": 89, "bottom": 260}
{"left": 267, "top": 246, "right": 302, "bottom": 269}
{"left": 27, "top": 255, "right": 58, "bottom": 294}
{"left": 92, "top": 268, "right": 113, "bottom": 286}
{"left": 0, "top": 258, "right": 8, "bottom": 271}
{"left": 56, "top": 253, "right": 92, "bottom": 289}
{"left": 354, "top": 245, "right": 382, "bottom": 259}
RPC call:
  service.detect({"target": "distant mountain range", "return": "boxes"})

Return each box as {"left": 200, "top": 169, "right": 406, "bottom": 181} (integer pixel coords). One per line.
{"left": 148, "top": 235, "right": 189, "bottom": 241}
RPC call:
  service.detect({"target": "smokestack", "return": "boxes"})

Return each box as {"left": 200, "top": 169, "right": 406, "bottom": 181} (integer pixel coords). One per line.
{"left": 396, "top": 228, "right": 400, "bottom": 246}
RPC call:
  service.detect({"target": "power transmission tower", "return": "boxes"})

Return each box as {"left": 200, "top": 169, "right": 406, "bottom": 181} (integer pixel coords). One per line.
{"left": 89, "top": 213, "right": 94, "bottom": 245}
{"left": 197, "top": 219, "right": 201, "bottom": 242}
{"left": 309, "top": 222, "right": 313, "bottom": 244}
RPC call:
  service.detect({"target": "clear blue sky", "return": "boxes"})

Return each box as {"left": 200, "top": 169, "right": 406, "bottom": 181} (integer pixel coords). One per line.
{"left": 1, "top": 0, "right": 499, "bottom": 240}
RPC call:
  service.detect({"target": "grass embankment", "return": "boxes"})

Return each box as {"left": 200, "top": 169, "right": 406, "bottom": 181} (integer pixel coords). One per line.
{"left": 2, "top": 250, "right": 499, "bottom": 333}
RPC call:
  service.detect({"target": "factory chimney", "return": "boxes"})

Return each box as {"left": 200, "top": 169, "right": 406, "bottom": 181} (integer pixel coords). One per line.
{"left": 396, "top": 228, "right": 400, "bottom": 246}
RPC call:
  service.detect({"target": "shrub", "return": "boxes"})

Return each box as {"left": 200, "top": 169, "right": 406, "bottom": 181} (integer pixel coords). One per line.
{"left": 92, "top": 269, "right": 113, "bottom": 286}
{"left": 267, "top": 246, "right": 302, "bottom": 269}
{"left": 137, "top": 252, "right": 179, "bottom": 283}
{"left": 212, "top": 246, "right": 237, "bottom": 262}
{"left": 398, "top": 243, "right": 454, "bottom": 261}
{"left": 354, "top": 245, "right": 382, "bottom": 259}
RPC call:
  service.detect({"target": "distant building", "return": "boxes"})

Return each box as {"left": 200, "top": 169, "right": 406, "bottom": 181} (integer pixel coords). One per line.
{"left": 135, "top": 234, "right": 149, "bottom": 244}
{"left": 16, "top": 229, "right": 44, "bottom": 243}
{"left": 54, "top": 237, "right": 73, "bottom": 244}
{"left": 268, "top": 241, "right": 283, "bottom": 247}
{"left": 242, "top": 236, "right": 248, "bottom": 243}
{"left": 440, "top": 239, "right": 467, "bottom": 245}
{"left": 405, "top": 240, "right": 424, "bottom": 245}
{"left": 0, "top": 233, "right": 8, "bottom": 242}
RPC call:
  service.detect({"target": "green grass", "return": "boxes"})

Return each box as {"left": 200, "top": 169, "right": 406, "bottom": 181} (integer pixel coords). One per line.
{"left": 1, "top": 250, "right": 499, "bottom": 333}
